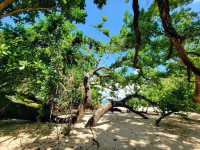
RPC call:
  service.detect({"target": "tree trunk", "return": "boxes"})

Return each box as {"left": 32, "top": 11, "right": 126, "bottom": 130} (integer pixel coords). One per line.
{"left": 85, "top": 102, "right": 113, "bottom": 127}
{"left": 75, "top": 103, "right": 84, "bottom": 123}
{"left": 85, "top": 95, "right": 151, "bottom": 127}
{"left": 70, "top": 74, "right": 92, "bottom": 124}
{"left": 83, "top": 74, "right": 92, "bottom": 109}
{"left": 193, "top": 75, "right": 200, "bottom": 104}
{"left": 132, "top": 0, "right": 141, "bottom": 66}
{"left": 82, "top": 67, "right": 110, "bottom": 110}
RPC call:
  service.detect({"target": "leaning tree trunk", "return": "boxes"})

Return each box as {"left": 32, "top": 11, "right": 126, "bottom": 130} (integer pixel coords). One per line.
{"left": 193, "top": 75, "right": 200, "bottom": 104}
{"left": 83, "top": 67, "right": 110, "bottom": 109}
{"left": 85, "top": 94, "right": 153, "bottom": 127}
{"left": 85, "top": 102, "right": 113, "bottom": 127}
{"left": 85, "top": 101, "right": 148, "bottom": 127}
{"left": 74, "top": 67, "right": 111, "bottom": 123}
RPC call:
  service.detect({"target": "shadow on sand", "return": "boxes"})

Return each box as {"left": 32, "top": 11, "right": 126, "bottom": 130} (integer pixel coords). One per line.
{"left": 0, "top": 112, "right": 200, "bottom": 150}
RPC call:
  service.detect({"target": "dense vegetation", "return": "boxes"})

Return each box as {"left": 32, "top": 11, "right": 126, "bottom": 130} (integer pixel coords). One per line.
{"left": 0, "top": 0, "right": 200, "bottom": 129}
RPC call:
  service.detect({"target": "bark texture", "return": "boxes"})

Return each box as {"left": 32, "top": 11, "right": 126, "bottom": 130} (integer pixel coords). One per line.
{"left": 73, "top": 67, "right": 111, "bottom": 124}
{"left": 85, "top": 102, "right": 113, "bottom": 127}
{"left": 132, "top": 0, "right": 141, "bottom": 66}
{"left": 83, "top": 74, "right": 92, "bottom": 109}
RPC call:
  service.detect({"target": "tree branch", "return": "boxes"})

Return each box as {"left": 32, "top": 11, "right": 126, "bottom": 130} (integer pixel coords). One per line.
{"left": 187, "top": 67, "right": 192, "bottom": 82}
{"left": 124, "top": 104, "right": 148, "bottom": 119}
{"left": 187, "top": 52, "right": 200, "bottom": 57}
{"left": 155, "top": 111, "right": 173, "bottom": 126}
{"left": 0, "top": 0, "right": 15, "bottom": 11}
{"left": 156, "top": 0, "right": 200, "bottom": 76}
{"left": 91, "top": 67, "right": 111, "bottom": 75}
{"left": 132, "top": 0, "right": 141, "bottom": 66}
{"left": 0, "top": 7, "right": 50, "bottom": 18}
{"left": 110, "top": 56, "right": 129, "bottom": 68}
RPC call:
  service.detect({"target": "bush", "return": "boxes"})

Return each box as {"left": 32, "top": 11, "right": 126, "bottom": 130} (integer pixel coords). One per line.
{"left": 158, "top": 80, "right": 195, "bottom": 114}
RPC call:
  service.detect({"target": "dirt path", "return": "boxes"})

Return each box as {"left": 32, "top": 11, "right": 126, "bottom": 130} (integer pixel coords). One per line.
{"left": 0, "top": 111, "right": 200, "bottom": 150}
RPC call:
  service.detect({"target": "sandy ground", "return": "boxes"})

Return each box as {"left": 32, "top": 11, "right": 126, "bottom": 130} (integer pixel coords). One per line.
{"left": 0, "top": 110, "right": 200, "bottom": 150}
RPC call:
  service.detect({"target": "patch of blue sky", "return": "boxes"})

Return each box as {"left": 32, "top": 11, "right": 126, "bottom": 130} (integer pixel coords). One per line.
{"left": 77, "top": 0, "right": 153, "bottom": 43}
{"left": 98, "top": 51, "right": 127, "bottom": 66}
{"left": 157, "top": 64, "right": 167, "bottom": 72}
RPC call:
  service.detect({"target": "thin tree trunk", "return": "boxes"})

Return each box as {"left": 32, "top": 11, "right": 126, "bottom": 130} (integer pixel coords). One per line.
{"left": 83, "top": 74, "right": 92, "bottom": 109}
{"left": 72, "top": 74, "right": 92, "bottom": 123}
{"left": 82, "top": 67, "right": 110, "bottom": 110}
{"left": 194, "top": 75, "right": 200, "bottom": 104}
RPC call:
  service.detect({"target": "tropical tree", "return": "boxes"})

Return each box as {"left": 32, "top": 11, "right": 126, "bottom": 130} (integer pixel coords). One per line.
{"left": 85, "top": 0, "right": 200, "bottom": 126}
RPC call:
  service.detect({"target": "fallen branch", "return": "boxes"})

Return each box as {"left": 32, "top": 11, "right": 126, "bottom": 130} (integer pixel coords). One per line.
{"left": 124, "top": 104, "right": 148, "bottom": 119}
{"left": 155, "top": 111, "right": 173, "bottom": 126}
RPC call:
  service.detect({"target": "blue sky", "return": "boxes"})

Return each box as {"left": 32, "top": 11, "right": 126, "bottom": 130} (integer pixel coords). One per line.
{"left": 77, "top": 0, "right": 152, "bottom": 43}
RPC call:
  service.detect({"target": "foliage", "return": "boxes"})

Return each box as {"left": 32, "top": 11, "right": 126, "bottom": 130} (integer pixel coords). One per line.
{"left": 0, "top": 13, "right": 96, "bottom": 117}
{"left": 0, "top": 0, "right": 86, "bottom": 22}
{"left": 149, "top": 78, "right": 195, "bottom": 113}
{"left": 1, "top": 0, "right": 200, "bottom": 123}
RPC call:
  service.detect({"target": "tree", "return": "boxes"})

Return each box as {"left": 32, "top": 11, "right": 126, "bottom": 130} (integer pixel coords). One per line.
{"left": 85, "top": 0, "right": 200, "bottom": 126}
{"left": 1, "top": 0, "right": 200, "bottom": 127}
{"left": 0, "top": 13, "right": 97, "bottom": 121}
{"left": 155, "top": 0, "right": 200, "bottom": 104}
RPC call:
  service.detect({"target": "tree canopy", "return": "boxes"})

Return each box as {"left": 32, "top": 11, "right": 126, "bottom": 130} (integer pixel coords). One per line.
{"left": 0, "top": 0, "right": 200, "bottom": 126}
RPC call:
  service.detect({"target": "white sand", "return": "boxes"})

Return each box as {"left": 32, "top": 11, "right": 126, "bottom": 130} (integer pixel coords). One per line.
{"left": 0, "top": 111, "right": 200, "bottom": 150}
